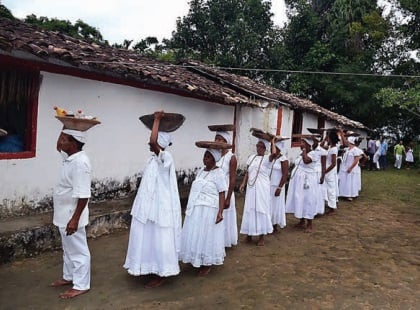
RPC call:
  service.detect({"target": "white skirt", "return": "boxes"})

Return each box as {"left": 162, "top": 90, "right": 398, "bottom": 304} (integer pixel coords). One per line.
{"left": 285, "top": 170, "right": 318, "bottom": 220}
{"left": 179, "top": 205, "right": 225, "bottom": 267}
{"left": 270, "top": 185, "right": 286, "bottom": 228}
{"left": 123, "top": 218, "right": 180, "bottom": 277}
{"left": 338, "top": 171, "right": 360, "bottom": 198}
{"left": 223, "top": 194, "right": 238, "bottom": 247}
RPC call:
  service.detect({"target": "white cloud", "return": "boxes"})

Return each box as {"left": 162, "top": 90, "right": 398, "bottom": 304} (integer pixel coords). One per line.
{"left": 3, "top": 0, "right": 286, "bottom": 44}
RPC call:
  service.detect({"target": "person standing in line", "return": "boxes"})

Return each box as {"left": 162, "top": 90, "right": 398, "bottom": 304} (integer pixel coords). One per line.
{"left": 313, "top": 136, "right": 327, "bottom": 216}
{"left": 214, "top": 130, "right": 238, "bottom": 248}
{"left": 405, "top": 142, "right": 414, "bottom": 169}
{"left": 179, "top": 144, "right": 227, "bottom": 276}
{"left": 338, "top": 136, "right": 361, "bottom": 201}
{"left": 268, "top": 137, "right": 289, "bottom": 232}
{"left": 285, "top": 136, "right": 320, "bottom": 233}
{"left": 239, "top": 138, "right": 273, "bottom": 246}
{"left": 51, "top": 129, "right": 92, "bottom": 299}
{"left": 379, "top": 137, "right": 388, "bottom": 170}
{"left": 124, "top": 111, "right": 182, "bottom": 288}
{"left": 394, "top": 140, "right": 406, "bottom": 169}
{"left": 324, "top": 130, "right": 339, "bottom": 215}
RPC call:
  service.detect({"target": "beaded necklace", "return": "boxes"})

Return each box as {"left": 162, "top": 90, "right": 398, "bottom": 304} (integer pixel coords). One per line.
{"left": 247, "top": 155, "right": 264, "bottom": 187}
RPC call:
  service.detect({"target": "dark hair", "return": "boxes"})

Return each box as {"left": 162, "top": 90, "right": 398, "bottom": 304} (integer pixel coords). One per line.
{"left": 328, "top": 131, "right": 340, "bottom": 145}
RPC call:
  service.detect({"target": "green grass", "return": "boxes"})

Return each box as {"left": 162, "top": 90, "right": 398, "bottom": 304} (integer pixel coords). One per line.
{"left": 360, "top": 168, "right": 420, "bottom": 216}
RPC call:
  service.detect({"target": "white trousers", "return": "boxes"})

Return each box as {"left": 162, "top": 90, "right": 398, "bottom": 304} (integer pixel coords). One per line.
{"left": 324, "top": 172, "right": 337, "bottom": 209}
{"left": 394, "top": 155, "right": 403, "bottom": 169}
{"left": 59, "top": 226, "right": 91, "bottom": 290}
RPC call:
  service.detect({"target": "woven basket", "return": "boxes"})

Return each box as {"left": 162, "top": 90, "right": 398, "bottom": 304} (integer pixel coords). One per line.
{"left": 195, "top": 141, "right": 232, "bottom": 149}
{"left": 139, "top": 113, "right": 185, "bottom": 132}
{"left": 56, "top": 116, "right": 101, "bottom": 131}
{"left": 208, "top": 124, "right": 235, "bottom": 132}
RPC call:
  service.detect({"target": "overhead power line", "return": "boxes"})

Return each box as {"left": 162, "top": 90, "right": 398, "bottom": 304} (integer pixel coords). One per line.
{"left": 80, "top": 60, "right": 420, "bottom": 79}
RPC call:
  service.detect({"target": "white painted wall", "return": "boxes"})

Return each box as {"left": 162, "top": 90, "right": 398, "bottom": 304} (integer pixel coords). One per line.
{"left": 0, "top": 72, "right": 234, "bottom": 214}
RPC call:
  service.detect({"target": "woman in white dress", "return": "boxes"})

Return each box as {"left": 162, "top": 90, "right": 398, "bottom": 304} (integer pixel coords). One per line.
{"left": 124, "top": 111, "right": 182, "bottom": 288}
{"left": 268, "top": 138, "right": 289, "bottom": 232}
{"left": 214, "top": 131, "right": 238, "bottom": 247}
{"left": 324, "top": 131, "right": 339, "bottom": 215}
{"left": 239, "top": 139, "right": 273, "bottom": 246}
{"left": 313, "top": 138, "right": 327, "bottom": 216}
{"left": 179, "top": 147, "right": 227, "bottom": 276}
{"left": 338, "top": 136, "right": 361, "bottom": 201}
{"left": 285, "top": 137, "right": 320, "bottom": 232}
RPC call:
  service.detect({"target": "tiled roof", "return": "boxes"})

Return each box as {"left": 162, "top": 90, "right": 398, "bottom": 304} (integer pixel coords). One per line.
{"left": 0, "top": 18, "right": 367, "bottom": 130}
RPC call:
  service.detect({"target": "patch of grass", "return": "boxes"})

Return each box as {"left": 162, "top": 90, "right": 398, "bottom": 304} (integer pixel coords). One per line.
{"left": 360, "top": 168, "right": 420, "bottom": 216}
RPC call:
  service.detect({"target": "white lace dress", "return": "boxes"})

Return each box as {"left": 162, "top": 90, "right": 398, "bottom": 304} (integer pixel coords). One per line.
{"left": 179, "top": 167, "right": 228, "bottom": 267}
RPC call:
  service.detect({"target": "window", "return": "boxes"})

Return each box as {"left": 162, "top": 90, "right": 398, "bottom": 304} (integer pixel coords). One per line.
{"left": 291, "top": 110, "right": 303, "bottom": 147}
{"left": 317, "top": 116, "right": 325, "bottom": 129}
{"left": 0, "top": 63, "right": 39, "bottom": 159}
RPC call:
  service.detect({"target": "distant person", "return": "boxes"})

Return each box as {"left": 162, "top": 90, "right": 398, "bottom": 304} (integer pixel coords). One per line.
{"left": 338, "top": 136, "right": 361, "bottom": 201}
{"left": 394, "top": 141, "right": 405, "bottom": 169}
{"left": 124, "top": 111, "right": 182, "bottom": 288}
{"left": 51, "top": 129, "right": 92, "bottom": 299}
{"left": 367, "top": 137, "right": 376, "bottom": 171}
{"left": 324, "top": 131, "right": 339, "bottom": 215}
{"left": 373, "top": 138, "right": 381, "bottom": 170}
{"left": 405, "top": 142, "right": 414, "bottom": 169}
{"left": 379, "top": 138, "right": 388, "bottom": 170}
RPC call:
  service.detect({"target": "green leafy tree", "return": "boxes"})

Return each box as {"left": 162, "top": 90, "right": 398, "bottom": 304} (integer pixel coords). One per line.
{"left": 167, "top": 0, "right": 279, "bottom": 77}
{"left": 0, "top": 3, "right": 14, "bottom": 19}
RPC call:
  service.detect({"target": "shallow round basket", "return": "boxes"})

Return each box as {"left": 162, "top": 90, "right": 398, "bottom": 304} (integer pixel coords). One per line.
{"left": 292, "top": 134, "right": 321, "bottom": 139}
{"left": 208, "top": 124, "right": 235, "bottom": 132}
{"left": 195, "top": 141, "right": 232, "bottom": 149}
{"left": 274, "top": 136, "right": 290, "bottom": 142}
{"left": 251, "top": 128, "right": 274, "bottom": 141}
{"left": 56, "top": 116, "right": 101, "bottom": 131}
{"left": 139, "top": 113, "right": 185, "bottom": 132}
{"left": 307, "top": 128, "right": 325, "bottom": 134}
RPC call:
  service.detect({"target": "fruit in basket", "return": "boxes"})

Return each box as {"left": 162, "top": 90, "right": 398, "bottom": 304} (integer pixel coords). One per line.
{"left": 53, "top": 106, "right": 67, "bottom": 117}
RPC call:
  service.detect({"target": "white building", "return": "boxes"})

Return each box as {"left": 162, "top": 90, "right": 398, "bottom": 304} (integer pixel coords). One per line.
{"left": 0, "top": 18, "right": 368, "bottom": 217}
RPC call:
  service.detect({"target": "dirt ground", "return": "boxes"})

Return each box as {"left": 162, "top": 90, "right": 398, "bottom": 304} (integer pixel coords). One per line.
{"left": 1, "top": 172, "right": 419, "bottom": 310}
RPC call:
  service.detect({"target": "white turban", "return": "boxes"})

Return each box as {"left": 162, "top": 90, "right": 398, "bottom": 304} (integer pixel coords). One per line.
{"left": 257, "top": 139, "right": 269, "bottom": 149}
{"left": 302, "top": 138, "right": 314, "bottom": 146}
{"left": 62, "top": 129, "right": 87, "bottom": 144}
{"left": 157, "top": 131, "right": 172, "bottom": 149}
{"left": 215, "top": 131, "right": 231, "bottom": 144}
{"left": 275, "top": 140, "right": 286, "bottom": 152}
{"left": 348, "top": 136, "right": 357, "bottom": 145}
{"left": 206, "top": 148, "right": 222, "bottom": 162}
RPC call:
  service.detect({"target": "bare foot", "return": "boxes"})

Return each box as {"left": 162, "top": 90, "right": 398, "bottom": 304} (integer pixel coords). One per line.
{"left": 59, "top": 288, "right": 89, "bottom": 299}
{"left": 50, "top": 279, "right": 72, "bottom": 287}
{"left": 198, "top": 266, "right": 211, "bottom": 276}
{"left": 144, "top": 277, "right": 166, "bottom": 289}
{"left": 294, "top": 222, "right": 305, "bottom": 229}
{"left": 256, "top": 237, "right": 265, "bottom": 246}
{"left": 244, "top": 236, "right": 253, "bottom": 243}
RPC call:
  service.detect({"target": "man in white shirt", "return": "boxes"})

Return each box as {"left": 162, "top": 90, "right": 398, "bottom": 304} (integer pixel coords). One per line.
{"left": 50, "top": 129, "right": 92, "bottom": 299}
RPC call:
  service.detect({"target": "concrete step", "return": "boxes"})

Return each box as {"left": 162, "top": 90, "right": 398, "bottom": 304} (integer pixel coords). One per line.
{"left": 0, "top": 197, "right": 134, "bottom": 264}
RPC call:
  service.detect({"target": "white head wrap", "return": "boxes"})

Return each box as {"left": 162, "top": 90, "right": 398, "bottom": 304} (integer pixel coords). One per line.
{"left": 275, "top": 140, "right": 286, "bottom": 153}
{"left": 348, "top": 136, "right": 357, "bottom": 145}
{"left": 157, "top": 131, "right": 172, "bottom": 149}
{"left": 215, "top": 131, "right": 231, "bottom": 144}
{"left": 206, "top": 148, "right": 222, "bottom": 162}
{"left": 302, "top": 137, "right": 314, "bottom": 146}
{"left": 257, "top": 139, "right": 269, "bottom": 149}
{"left": 62, "top": 129, "right": 87, "bottom": 144}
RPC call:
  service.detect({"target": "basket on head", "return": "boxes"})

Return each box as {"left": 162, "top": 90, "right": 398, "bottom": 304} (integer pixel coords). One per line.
{"left": 139, "top": 113, "right": 185, "bottom": 132}
{"left": 292, "top": 133, "right": 322, "bottom": 140}
{"left": 274, "top": 136, "right": 290, "bottom": 143}
{"left": 56, "top": 116, "right": 101, "bottom": 131}
{"left": 195, "top": 141, "right": 232, "bottom": 149}
{"left": 250, "top": 127, "right": 274, "bottom": 142}
{"left": 208, "top": 124, "right": 235, "bottom": 132}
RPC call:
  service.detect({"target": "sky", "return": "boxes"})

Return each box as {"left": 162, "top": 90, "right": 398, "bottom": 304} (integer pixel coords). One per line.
{"left": 3, "top": 0, "right": 288, "bottom": 44}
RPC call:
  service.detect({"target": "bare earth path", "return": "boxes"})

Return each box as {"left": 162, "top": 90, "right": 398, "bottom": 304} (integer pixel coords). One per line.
{"left": 1, "top": 170, "right": 419, "bottom": 309}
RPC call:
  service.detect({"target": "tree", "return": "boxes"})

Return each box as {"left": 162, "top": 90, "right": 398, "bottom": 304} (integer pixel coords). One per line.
{"left": 0, "top": 3, "right": 14, "bottom": 19}
{"left": 23, "top": 14, "right": 105, "bottom": 44}
{"left": 167, "top": 0, "right": 279, "bottom": 78}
